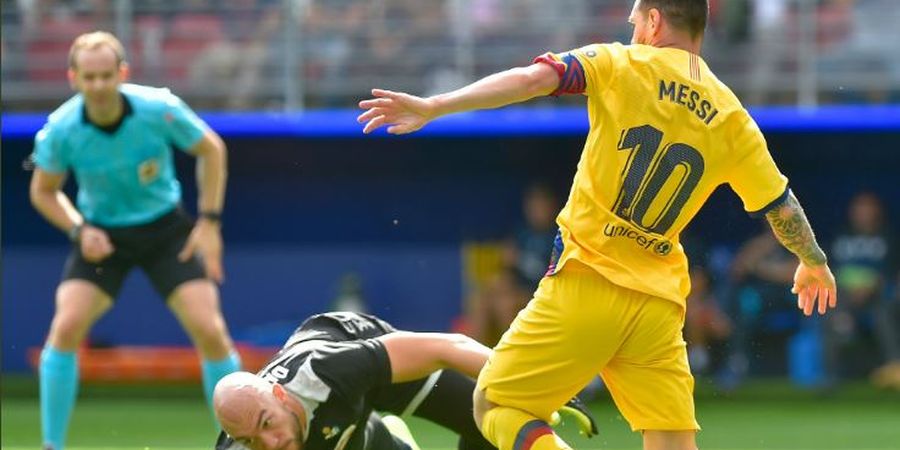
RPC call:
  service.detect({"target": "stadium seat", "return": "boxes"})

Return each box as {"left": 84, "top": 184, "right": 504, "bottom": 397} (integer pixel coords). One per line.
{"left": 25, "top": 16, "right": 96, "bottom": 83}
{"left": 161, "top": 13, "right": 225, "bottom": 83}
{"left": 128, "top": 15, "right": 166, "bottom": 82}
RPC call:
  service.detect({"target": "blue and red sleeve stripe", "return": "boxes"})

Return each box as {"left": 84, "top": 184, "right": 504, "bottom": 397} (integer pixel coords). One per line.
{"left": 533, "top": 53, "right": 587, "bottom": 96}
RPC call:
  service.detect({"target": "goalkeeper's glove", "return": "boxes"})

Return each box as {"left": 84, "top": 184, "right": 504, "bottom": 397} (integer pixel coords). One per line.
{"left": 550, "top": 396, "right": 599, "bottom": 438}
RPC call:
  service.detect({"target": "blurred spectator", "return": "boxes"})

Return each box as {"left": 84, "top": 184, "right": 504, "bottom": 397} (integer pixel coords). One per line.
{"left": 1, "top": 35, "right": 12, "bottom": 80}
{"left": 187, "top": 0, "right": 360, "bottom": 109}
{"left": 817, "top": 0, "right": 900, "bottom": 104}
{"left": 746, "top": 0, "right": 792, "bottom": 105}
{"left": 79, "top": 0, "right": 115, "bottom": 32}
{"left": 468, "top": 0, "right": 540, "bottom": 76}
{"left": 685, "top": 265, "right": 732, "bottom": 375}
{"left": 214, "top": 2, "right": 282, "bottom": 109}
{"left": 4, "top": 0, "right": 900, "bottom": 110}
{"left": 825, "top": 191, "right": 900, "bottom": 389}
{"left": 507, "top": 183, "right": 560, "bottom": 290}
{"left": 186, "top": 40, "right": 243, "bottom": 109}
{"left": 162, "top": 0, "right": 227, "bottom": 98}
{"left": 514, "top": 0, "right": 588, "bottom": 52}
{"left": 349, "top": 1, "right": 423, "bottom": 98}
{"left": 571, "top": 1, "right": 629, "bottom": 44}
{"left": 718, "top": 230, "right": 797, "bottom": 388}
{"left": 714, "top": 0, "right": 751, "bottom": 43}
{"left": 300, "top": 0, "right": 368, "bottom": 106}
{"left": 18, "top": 0, "right": 116, "bottom": 38}
{"left": 19, "top": 0, "right": 103, "bottom": 84}
{"left": 465, "top": 183, "right": 560, "bottom": 346}
{"left": 164, "top": 0, "right": 375, "bottom": 109}
{"left": 400, "top": 0, "right": 460, "bottom": 97}
{"left": 465, "top": 267, "right": 529, "bottom": 347}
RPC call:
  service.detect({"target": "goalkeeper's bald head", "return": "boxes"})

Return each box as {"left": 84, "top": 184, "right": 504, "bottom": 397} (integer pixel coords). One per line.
{"left": 213, "top": 371, "right": 305, "bottom": 450}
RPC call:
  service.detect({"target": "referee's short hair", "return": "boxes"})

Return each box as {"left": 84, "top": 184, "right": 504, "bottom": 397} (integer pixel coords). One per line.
{"left": 69, "top": 31, "right": 126, "bottom": 69}
{"left": 637, "top": 0, "right": 708, "bottom": 39}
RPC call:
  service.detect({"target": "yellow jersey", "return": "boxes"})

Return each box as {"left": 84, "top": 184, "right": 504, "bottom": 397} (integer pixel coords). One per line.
{"left": 537, "top": 43, "right": 788, "bottom": 306}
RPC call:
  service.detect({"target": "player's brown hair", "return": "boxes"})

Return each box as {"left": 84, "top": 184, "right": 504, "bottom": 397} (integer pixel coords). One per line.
{"left": 68, "top": 31, "right": 126, "bottom": 69}
{"left": 637, "top": 0, "right": 708, "bottom": 39}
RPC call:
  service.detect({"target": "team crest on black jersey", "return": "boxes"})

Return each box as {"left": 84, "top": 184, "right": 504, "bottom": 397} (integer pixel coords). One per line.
{"left": 322, "top": 425, "right": 341, "bottom": 440}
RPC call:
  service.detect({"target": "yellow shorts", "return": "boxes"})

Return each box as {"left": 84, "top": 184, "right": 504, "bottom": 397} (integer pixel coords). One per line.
{"left": 476, "top": 260, "right": 699, "bottom": 432}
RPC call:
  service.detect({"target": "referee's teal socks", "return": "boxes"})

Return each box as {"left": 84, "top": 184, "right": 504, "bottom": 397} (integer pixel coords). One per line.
{"left": 40, "top": 347, "right": 240, "bottom": 445}
{"left": 40, "top": 346, "right": 78, "bottom": 450}
{"left": 201, "top": 351, "right": 242, "bottom": 426}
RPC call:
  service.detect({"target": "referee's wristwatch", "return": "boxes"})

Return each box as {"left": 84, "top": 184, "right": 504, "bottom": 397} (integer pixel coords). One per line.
{"left": 67, "top": 223, "right": 83, "bottom": 243}
{"left": 199, "top": 210, "right": 222, "bottom": 224}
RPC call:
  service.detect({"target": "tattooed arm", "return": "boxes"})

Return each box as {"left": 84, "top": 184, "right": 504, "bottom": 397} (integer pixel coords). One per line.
{"left": 765, "top": 191, "right": 827, "bottom": 266}
{"left": 765, "top": 191, "right": 837, "bottom": 316}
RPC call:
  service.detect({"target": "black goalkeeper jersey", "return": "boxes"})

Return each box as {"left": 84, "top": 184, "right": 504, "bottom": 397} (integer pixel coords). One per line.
{"left": 287, "top": 311, "right": 398, "bottom": 345}
{"left": 215, "top": 312, "right": 409, "bottom": 450}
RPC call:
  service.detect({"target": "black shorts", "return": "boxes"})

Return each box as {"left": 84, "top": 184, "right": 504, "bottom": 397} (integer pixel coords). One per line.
{"left": 62, "top": 207, "right": 207, "bottom": 300}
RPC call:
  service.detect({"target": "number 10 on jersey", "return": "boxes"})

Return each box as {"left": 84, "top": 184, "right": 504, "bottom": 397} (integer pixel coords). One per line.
{"left": 612, "top": 124, "right": 705, "bottom": 235}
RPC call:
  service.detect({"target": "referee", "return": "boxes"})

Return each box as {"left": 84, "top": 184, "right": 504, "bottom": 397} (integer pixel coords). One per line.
{"left": 29, "top": 31, "right": 241, "bottom": 450}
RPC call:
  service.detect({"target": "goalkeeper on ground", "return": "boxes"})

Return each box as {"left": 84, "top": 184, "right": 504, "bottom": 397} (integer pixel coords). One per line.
{"left": 213, "top": 312, "right": 596, "bottom": 450}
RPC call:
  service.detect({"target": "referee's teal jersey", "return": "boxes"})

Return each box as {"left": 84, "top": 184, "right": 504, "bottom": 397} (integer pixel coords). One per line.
{"left": 32, "top": 83, "right": 208, "bottom": 227}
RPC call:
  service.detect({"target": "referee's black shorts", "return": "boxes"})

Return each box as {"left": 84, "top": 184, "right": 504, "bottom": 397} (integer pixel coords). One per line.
{"left": 62, "top": 207, "right": 207, "bottom": 300}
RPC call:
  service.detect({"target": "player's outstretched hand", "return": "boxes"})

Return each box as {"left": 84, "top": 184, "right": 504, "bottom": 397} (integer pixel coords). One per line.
{"left": 358, "top": 89, "right": 435, "bottom": 135}
{"left": 179, "top": 219, "right": 224, "bottom": 283}
{"left": 792, "top": 262, "right": 837, "bottom": 316}
{"left": 551, "top": 396, "right": 599, "bottom": 438}
{"left": 79, "top": 225, "right": 115, "bottom": 262}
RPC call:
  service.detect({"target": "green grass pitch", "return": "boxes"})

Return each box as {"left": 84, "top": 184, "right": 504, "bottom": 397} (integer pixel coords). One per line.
{"left": 3, "top": 378, "right": 898, "bottom": 450}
